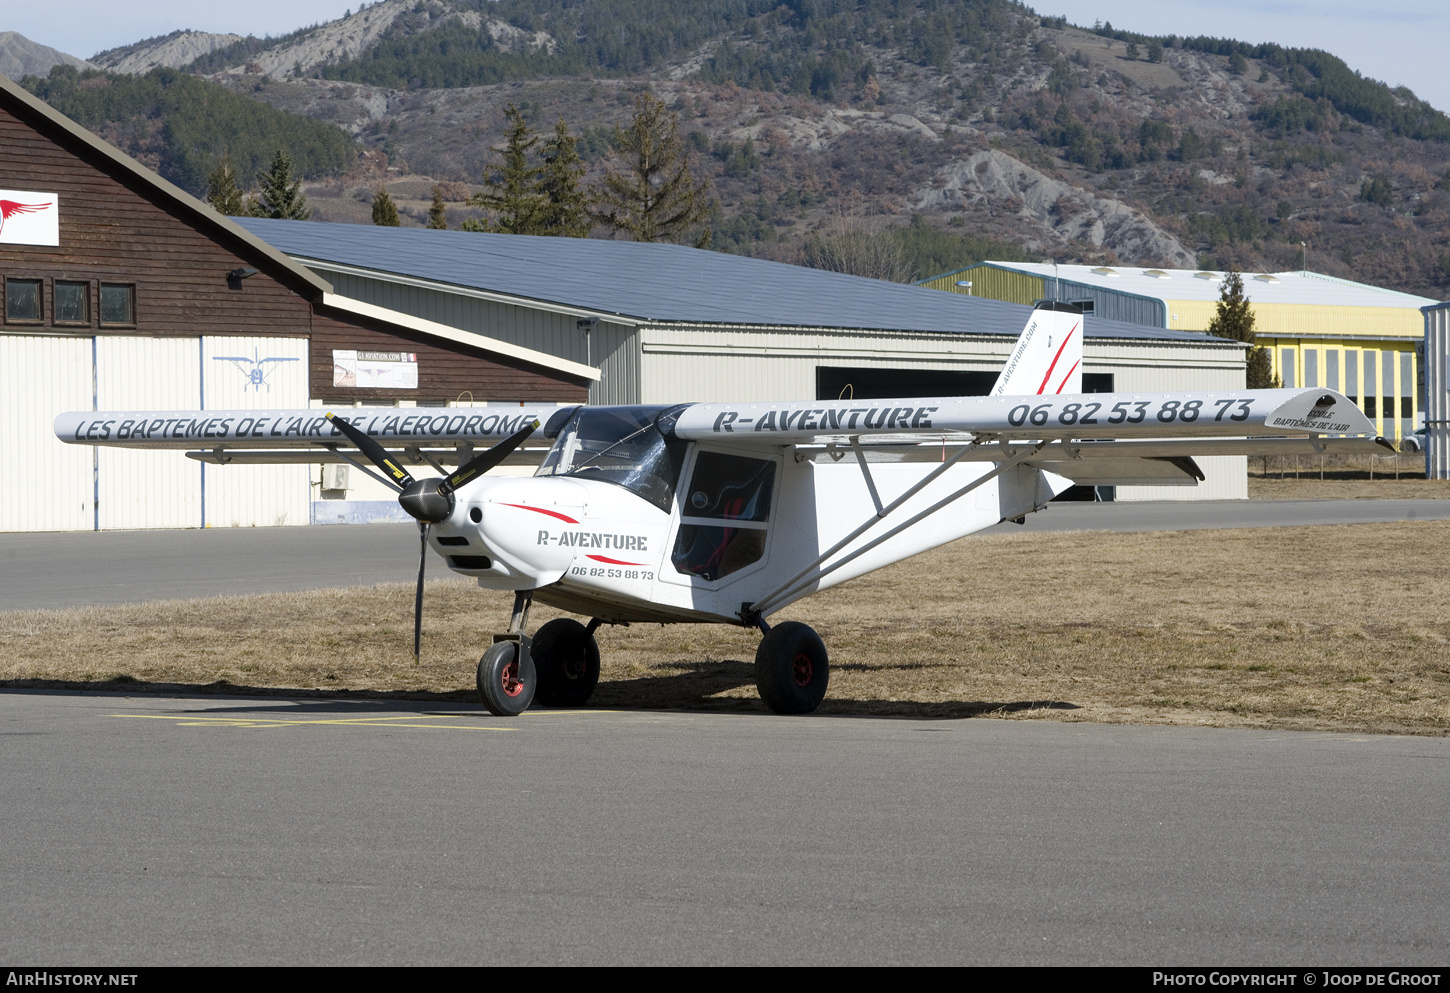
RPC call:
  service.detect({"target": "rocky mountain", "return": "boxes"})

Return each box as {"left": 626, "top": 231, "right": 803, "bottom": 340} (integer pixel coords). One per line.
{"left": 91, "top": 30, "right": 246, "bottom": 75}
{"left": 22, "top": 1, "right": 1450, "bottom": 297}
{"left": 0, "top": 32, "right": 93, "bottom": 80}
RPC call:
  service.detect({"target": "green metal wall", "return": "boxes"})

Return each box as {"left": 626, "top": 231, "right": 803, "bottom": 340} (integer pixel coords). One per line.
{"left": 917, "top": 264, "right": 1044, "bottom": 306}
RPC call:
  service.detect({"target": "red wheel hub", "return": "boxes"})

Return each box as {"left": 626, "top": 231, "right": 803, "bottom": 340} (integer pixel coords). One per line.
{"left": 792, "top": 653, "right": 813, "bottom": 687}
{"left": 501, "top": 659, "right": 525, "bottom": 697}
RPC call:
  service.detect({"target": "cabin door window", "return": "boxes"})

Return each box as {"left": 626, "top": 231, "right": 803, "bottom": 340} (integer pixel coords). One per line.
{"left": 671, "top": 451, "right": 775, "bottom": 581}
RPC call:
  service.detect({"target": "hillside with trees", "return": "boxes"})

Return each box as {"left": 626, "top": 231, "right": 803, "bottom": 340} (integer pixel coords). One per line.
{"left": 22, "top": 65, "right": 356, "bottom": 195}
{"left": 19, "top": 0, "right": 1450, "bottom": 298}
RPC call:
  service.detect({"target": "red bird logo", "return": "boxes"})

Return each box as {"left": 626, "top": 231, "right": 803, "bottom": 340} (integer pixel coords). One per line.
{"left": 0, "top": 199, "right": 53, "bottom": 237}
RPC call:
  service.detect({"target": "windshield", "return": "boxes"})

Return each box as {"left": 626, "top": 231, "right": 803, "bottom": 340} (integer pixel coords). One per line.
{"left": 536, "top": 405, "right": 688, "bottom": 512}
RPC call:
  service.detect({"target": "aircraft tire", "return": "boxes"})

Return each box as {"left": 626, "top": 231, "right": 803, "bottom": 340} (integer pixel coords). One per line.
{"left": 532, "top": 618, "right": 600, "bottom": 707}
{"left": 754, "top": 621, "right": 829, "bottom": 715}
{"left": 478, "top": 641, "right": 536, "bottom": 716}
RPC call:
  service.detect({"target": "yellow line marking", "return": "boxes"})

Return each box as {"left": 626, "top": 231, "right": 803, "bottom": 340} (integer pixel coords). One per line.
{"left": 520, "top": 709, "right": 619, "bottom": 717}
{"left": 110, "top": 714, "right": 515, "bottom": 731}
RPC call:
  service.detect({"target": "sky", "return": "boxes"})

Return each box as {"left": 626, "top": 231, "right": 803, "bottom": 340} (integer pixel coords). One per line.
{"left": 8, "top": 0, "right": 1450, "bottom": 113}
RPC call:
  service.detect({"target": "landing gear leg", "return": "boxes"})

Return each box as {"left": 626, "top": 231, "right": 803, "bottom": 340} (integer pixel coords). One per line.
{"left": 477, "top": 590, "right": 536, "bottom": 716}
{"left": 754, "top": 621, "right": 830, "bottom": 715}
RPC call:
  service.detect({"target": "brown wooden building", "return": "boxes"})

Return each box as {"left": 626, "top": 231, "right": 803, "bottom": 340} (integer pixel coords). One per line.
{"left": 0, "top": 72, "right": 594, "bottom": 531}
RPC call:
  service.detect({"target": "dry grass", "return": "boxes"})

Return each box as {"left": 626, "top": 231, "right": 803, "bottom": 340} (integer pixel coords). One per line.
{"left": 3, "top": 522, "right": 1448, "bottom": 734}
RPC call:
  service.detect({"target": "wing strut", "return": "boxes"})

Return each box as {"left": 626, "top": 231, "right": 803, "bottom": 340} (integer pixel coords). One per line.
{"left": 746, "top": 442, "right": 1046, "bottom": 620}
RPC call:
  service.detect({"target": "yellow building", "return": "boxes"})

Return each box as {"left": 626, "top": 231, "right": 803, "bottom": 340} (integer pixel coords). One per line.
{"left": 922, "top": 263, "right": 1438, "bottom": 442}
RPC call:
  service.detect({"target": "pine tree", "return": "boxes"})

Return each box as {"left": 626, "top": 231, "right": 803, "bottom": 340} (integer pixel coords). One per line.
{"left": 1208, "top": 269, "right": 1278, "bottom": 388}
{"left": 206, "top": 155, "right": 248, "bottom": 217}
{"left": 256, "top": 149, "right": 311, "bottom": 221}
{"left": 590, "top": 92, "right": 715, "bottom": 246}
{"left": 427, "top": 185, "right": 449, "bottom": 229}
{"left": 462, "top": 105, "right": 546, "bottom": 234}
{"left": 537, "top": 120, "right": 592, "bottom": 237}
{"left": 371, "top": 187, "right": 400, "bottom": 226}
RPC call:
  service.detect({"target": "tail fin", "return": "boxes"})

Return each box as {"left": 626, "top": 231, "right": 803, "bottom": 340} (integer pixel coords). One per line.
{"left": 990, "top": 302, "right": 1084, "bottom": 397}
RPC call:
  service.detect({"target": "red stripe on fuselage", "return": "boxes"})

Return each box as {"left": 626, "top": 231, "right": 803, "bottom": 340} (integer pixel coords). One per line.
{"left": 585, "top": 554, "right": 647, "bottom": 566}
{"left": 1035, "top": 323, "right": 1080, "bottom": 394}
{"left": 500, "top": 503, "right": 579, "bottom": 524}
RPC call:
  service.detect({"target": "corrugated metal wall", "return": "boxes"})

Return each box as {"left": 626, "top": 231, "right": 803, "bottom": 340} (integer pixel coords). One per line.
{"left": 919, "top": 265, "right": 1043, "bottom": 305}
{"left": 1, "top": 334, "right": 94, "bottom": 532}
{"left": 1043, "top": 279, "right": 1169, "bottom": 327}
{"left": 1426, "top": 306, "right": 1449, "bottom": 479}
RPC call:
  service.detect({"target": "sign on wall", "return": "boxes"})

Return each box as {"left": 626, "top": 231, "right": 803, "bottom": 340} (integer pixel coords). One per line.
{"left": 0, "top": 190, "right": 59, "bottom": 246}
{"left": 333, "top": 349, "right": 418, "bottom": 389}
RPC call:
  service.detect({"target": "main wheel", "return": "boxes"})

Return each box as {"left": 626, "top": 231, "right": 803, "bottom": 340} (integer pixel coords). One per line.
{"left": 531, "top": 618, "right": 601, "bottom": 707}
{"left": 754, "top": 621, "right": 829, "bottom": 715}
{"left": 477, "top": 641, "right": 536, "bottom": 716}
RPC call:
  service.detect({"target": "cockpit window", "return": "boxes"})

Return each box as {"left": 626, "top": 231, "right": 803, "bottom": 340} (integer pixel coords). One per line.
{"left": 536, "top": 405, "right": 688, "bottom": 512}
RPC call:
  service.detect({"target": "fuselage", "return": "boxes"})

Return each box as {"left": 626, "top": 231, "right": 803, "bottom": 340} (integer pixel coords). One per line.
{"left": 428, "top": 404, "right": 1054, "bottom": 625}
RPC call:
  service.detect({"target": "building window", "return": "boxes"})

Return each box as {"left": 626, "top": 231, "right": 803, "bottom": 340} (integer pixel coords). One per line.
{"left": 54, "top": 281, "right": 90, "bottom": 325}
{"left": 5, "top": 278, "right": 42, "bottom": 323}
{"left": 99, "top": 283, "right": 135, "bottom": 326}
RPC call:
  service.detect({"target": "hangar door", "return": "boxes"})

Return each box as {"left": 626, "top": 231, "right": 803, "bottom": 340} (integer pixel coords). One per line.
{"left": 2, "top": 335, "right": 309, "bottom": 532}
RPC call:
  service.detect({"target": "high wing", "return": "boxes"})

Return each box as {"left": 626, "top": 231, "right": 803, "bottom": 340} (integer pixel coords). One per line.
{"left": 674, "top": 387, "right": 1389, "bottom": 486}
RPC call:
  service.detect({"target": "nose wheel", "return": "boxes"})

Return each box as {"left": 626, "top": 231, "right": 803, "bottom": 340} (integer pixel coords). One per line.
{"left": 478, "top": 590, "right": 539, "bottom": 716}
{"left": 754, "top": 621, "right": 829, "bottom": 715}
{"left": 478, "top": 640, "right": 536, "bottom": 716}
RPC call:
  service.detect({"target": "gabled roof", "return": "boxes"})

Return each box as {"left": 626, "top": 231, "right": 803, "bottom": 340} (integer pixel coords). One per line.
{"left": 234, "top": 218, "right": 1219, "bottom": 343}
{"left": 0, "top": 71, "right": 332, "bottom": 300}
{"left": 955, "top": 262, "right": 1439, "bottom": 310}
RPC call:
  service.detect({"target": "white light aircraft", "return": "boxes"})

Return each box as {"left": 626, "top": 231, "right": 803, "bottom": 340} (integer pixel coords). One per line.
{"left": 56, "top": 304, "right": 1388, "bottom": 716}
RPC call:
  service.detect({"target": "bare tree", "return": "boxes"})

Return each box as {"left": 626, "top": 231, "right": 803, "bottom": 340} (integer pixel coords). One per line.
{"left": 801, "top": 214, "right": 914, "bottom": 283}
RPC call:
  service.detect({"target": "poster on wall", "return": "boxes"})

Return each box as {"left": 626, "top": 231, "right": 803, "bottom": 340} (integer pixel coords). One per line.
{"left": 0, "top": 190, "right": 59, "bottom": 246}
{"left": 332, "top": 349, "right": 418, "bottom": 389}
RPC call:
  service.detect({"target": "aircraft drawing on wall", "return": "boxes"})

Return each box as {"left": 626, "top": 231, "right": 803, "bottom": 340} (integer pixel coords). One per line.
{"left": 212, "top": 347, "right": 300, "bottom": 393}
{"left": 56, "top": 304, "right": 1389, "bottom": 716}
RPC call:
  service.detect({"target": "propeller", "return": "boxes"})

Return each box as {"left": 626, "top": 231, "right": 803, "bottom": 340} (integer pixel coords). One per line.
{"left": 324, "top": 412, "right": 541, "bottom": 659}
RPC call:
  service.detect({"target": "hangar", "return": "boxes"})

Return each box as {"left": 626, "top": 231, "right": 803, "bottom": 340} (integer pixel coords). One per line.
{"left": 922, "top": 261, "right": 1437, "bottom": 445}
{"left": 234, "top": 218, "right": 1254, "bottom": 504}
{"left": 0, "top": 73, "right": 593, "bottom": 532}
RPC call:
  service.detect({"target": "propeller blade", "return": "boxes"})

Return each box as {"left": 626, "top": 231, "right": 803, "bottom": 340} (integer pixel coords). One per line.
{"left": 442, "top": 419, "right": 540, "bottom": 495}
{"left": 325, "top": 412, "right": 416, "bottom": 488}
{"left": 414, "top": 522, "right": 427, "bottom": 662}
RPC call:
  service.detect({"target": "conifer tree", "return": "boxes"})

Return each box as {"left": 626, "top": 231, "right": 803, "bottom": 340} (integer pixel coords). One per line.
{"left": 1208, "top": 269, "right": 1278, "bottom": 388}
{"left": 537, "top": 120, "right": 592, "bottom": 237}
{"left": 590, "top": 92, "right": 715, "bottom": 246}
{"left": 256, "top": 149, "right": 311, "bottom": 221}
{"left": 427, "top": 186, "right": 449, "bottom": 229}
{"left": 462, "top": 105, "right": 546, "bottom": 234}
{"left": 371, "top": 187, "right": 401, "bottom": 226}
{"left": 206, "top": 155, "right": 248, "bottom": 217}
